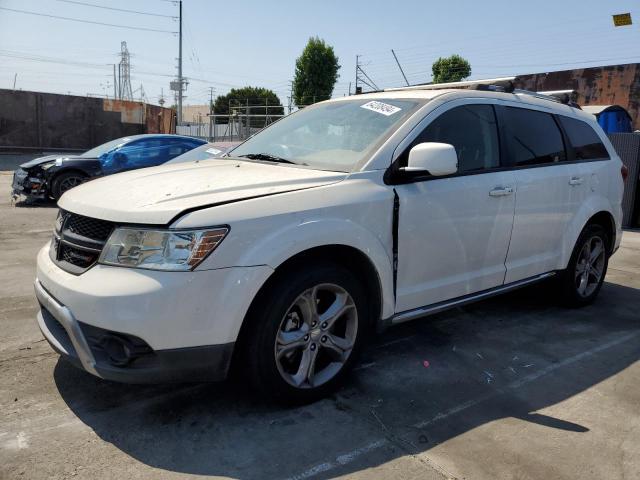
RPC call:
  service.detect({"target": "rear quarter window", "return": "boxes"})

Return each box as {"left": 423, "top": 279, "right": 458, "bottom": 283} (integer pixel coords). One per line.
{"left": 558, "top": 116, "right": 610, "bottom": 160}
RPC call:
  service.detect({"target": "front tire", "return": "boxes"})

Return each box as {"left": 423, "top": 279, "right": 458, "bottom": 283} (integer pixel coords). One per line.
{"left": 241, "top": 263, "right": 368, "bottom": 404}
{"left": 558, "top": 224, "right": 609, "bottom": 307}
{"left": 51, "top": 171, "right": 87, "bottom": 200}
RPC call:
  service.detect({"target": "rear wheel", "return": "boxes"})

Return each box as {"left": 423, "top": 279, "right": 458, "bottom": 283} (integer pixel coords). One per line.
{"left": 558, "top": 224, "right": 609, "bottom": 307}
{"left": 51, "top": 171, "right": 87, "bottom": 200}
{"left": 241, "top": 263, "right": 368, "bottom": 404}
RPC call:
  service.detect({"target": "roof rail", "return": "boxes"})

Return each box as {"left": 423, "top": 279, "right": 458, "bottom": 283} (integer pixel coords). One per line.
{"left": 514, "top": 89, "right": 581, "bottom": 108}
{"left": 382, "top": 77, "right": 582, "bottom": 109}
{"left": 384, "top": 76, "right": 517, "bottom": 92}
{"left": 537, "top": 89, "right": 580, "bottom": 108}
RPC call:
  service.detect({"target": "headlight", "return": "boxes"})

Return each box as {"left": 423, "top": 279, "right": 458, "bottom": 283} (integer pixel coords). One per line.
{"left": 99, "top": 227, "right": 228, "bottom": 271}
{"left": 41, "top": 159, "right": 61, "bottom": 170}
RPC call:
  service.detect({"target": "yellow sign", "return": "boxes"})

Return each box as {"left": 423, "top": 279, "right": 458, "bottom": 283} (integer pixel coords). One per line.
{"left": 613, "top": 13, "right": 632, "bottom": 27}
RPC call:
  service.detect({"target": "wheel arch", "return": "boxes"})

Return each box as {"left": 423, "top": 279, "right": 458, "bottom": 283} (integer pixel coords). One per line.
{"left": 49, "top": 168, "right": 89, "bottom": 186}
{"left": 275, "top": 245, "right": 383, "bottom": 324}
{"left": 560, "top": 192, "right": 619, "bottom": 270}
{"left": 256, "top": 244, "right": 383, "bottom": 325}
{"left": 585, "top": 211, "right": 616, "bottom": 253}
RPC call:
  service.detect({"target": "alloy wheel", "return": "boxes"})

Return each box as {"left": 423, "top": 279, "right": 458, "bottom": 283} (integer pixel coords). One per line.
{"left": 575, "top": 235, "right": 605, "bottom": 297}
{"left": 274, "top": 283, "right": 358, "bottom": 389}
{"left": 59, "top": 176, "right": 83, "bottom": 194}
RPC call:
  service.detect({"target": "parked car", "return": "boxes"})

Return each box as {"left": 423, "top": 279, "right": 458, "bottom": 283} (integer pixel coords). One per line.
{"left": 12, "top": 134, "right": 205, "bottom": 200}
{"left": 165, "top": 141, "right": 241, "bottom": 164}
{"left": 34, "top": 85, "right": 624, "bottom": 403}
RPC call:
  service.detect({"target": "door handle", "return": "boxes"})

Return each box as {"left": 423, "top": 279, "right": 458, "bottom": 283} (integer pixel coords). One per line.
{"left": 489, "top": 186, "right": 514, "bottom": 197}
{"left": 569, "top": 176, "right": 584, "bottom": 186}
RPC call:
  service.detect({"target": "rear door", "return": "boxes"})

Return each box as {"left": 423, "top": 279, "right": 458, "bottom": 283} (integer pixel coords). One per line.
{"left": 394, "top": 102, "right": 516, "bottom": 311}
{"left": 500, "top": 106, "right": 573, "bottom": 283}
{"left": 557, "top": 115, "right": 612, "bottom": 210}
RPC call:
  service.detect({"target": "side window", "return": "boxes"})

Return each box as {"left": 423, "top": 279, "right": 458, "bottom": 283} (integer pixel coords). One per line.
{"left": 557, "top": 116, "right": 610, "bottom": 160}
{"left": 409, "top": 104, "right": 500, "bottom": 173}
{"left": 504, "top": 107, "right": 566, "bottom": 166}
{"left": 167, "top": 140, "right": 188, "bottom": 158}
{"left": 119, "top": 139, "right": 165, "bottom": 168}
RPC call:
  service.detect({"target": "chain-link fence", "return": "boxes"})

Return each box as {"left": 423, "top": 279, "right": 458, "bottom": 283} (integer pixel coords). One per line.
{"left": 177, "top": 104, "right": 287, "bottom": 141}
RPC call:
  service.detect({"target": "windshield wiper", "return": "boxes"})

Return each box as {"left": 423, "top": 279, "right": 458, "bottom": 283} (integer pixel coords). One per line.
{"left": 237, "top": 153, "right": 298, "bottom": 164}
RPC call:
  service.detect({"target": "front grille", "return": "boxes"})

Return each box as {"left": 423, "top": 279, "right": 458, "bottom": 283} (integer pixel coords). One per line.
{"left": 51, "top": 210, "right": 115, "bottom": 274}
{"left": 65, "top": 213, "right": 113, "bottom": 241}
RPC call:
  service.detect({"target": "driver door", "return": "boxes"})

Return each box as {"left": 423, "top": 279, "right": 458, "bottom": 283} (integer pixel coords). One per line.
{"left": 394, "top": 103, "right": 516, "bottom": 312}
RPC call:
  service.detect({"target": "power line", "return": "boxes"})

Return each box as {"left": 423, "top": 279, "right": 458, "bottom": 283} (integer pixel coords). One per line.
{"left": 0, "top": 49, "right": 272, "bottom": 89}
{"left": 0, "top": 50, "right": 111, "bottom": 69}
{"left": 55, "top": 0, "right": 177, "bottom": 18}
{"left": 0, "top": 7, "right": 177, "bottom": 33}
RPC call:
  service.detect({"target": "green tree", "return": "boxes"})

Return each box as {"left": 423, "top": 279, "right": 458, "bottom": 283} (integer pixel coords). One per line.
{"left": 293, "top": 37, "right": 340, "bottom": 106}
{"left": 431, "top": 54, "right": 472, "bottom": 84}
{"left": 213, "top": 87, "right": 284, "bottom": 127}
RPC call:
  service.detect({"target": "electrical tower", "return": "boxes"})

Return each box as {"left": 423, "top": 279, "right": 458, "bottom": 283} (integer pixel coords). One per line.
{"left": 355, "top": 55, "right": 379, "bottom": 94}
{"left": 118, "top": 41, "right": 133, "bottom": 101}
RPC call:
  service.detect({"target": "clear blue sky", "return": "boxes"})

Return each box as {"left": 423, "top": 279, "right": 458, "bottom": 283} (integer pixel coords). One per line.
{"left": 0, "top": 0, "right": 638, "bottom": 107}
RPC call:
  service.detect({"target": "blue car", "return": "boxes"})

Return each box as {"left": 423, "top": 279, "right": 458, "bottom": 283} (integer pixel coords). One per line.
{"left": 12, "top": 134, "right": 206, "bottom": 200}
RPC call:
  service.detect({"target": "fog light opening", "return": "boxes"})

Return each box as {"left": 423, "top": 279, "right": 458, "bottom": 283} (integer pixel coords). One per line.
{"left": 100, "top": 335, "right": 135, "bottom": 367}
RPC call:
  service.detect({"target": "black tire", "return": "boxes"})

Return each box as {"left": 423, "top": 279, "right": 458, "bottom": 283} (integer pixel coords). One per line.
{"left": 51, "top": 171, "right": 87, "bottom": 200}
{"left": 240, "top": 262, "right": 369, "bottom": 404}
{"left": 558, "top": 224, "right": 609, "bottom": 307}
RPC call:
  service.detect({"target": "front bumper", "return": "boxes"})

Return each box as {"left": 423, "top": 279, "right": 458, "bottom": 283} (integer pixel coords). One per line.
{"left": 36, "top": 279, "right": 235, "bottom": 383}
{"left": 12, "top": 168, "right": 47, "bottom": 198}
{"left": 35, "top": 242, "right": 274, "bottom": 383}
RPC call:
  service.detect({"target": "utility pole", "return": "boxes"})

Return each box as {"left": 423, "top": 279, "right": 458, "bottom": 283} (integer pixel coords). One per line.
{"left": 112, "top": 64, "right": 117, "bottom": 99}
{"left": 208, "top": 86, "right": 215, "bottom": 141}
{"left": 12, "top": 73, "right": 17, "bottom": 90}
{"left": 177, "top": 0, "right": 183, "bottom": 125}
{"left": 391, "top": 49, "right": 410, "bottom": 86}
{"left": 355, "top": 55, "right": 360, "bottom": 94}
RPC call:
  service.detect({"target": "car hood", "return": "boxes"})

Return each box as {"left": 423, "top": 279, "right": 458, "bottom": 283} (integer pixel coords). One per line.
{"left": 58, "top": 159, "right": 348, "bottom": 224}
{"left": 20, "top": 155, "right": 96, "bottom": 169}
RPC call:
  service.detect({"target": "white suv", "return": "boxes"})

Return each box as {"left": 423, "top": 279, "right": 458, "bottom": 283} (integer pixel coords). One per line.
{"left": 35, "top": 84, "right": 625, "bottom": 402}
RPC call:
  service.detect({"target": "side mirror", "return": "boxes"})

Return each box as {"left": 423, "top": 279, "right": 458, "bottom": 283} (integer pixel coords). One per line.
{"left": 403, "top": 142, "right": 458, "bottom": 176}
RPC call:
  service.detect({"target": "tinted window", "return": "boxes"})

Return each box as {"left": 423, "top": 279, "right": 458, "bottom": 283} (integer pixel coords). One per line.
{"left": 558, "top": 116, "right": 609, "bottom": 160}
{"left": 504, "top": 107, "right": 566, "bottom": 166}
{"left": 410, "top": 104, "right": 500, "bottom": 172}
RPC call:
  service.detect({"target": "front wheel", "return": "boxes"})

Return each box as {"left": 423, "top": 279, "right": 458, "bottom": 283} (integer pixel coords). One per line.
{"left": 241, "top": 263, "right": 368, "bottom": 404}
{"left": 558, "top": 224, "right": 609, "bottom": 307}
{"left": 51, "top": 171, "right": 87, "bottom": 200}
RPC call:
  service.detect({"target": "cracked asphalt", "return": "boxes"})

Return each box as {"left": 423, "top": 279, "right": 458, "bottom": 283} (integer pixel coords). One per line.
{"left": 1, "top": 171, "right": 639, "bottom": 480}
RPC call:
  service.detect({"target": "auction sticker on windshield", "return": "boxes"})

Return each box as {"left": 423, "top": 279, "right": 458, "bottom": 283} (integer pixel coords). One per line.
{"left": 360, "top": 101, "right": 401, "bottom": 116}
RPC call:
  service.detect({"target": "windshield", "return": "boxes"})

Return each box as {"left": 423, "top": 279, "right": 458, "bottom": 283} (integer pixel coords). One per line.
{"left": 81, "top": 137, "right": 132, "bottom": 158}
{"left": 166, "top": 143, "right": 229, "bottom": 164}
{"left": 229, "top": 98, "right": 422, "bottom": 172}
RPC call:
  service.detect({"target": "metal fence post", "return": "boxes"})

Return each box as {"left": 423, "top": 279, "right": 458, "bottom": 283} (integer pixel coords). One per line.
{"left": 245, "top": 100, "right": 250, "bottom": 140}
